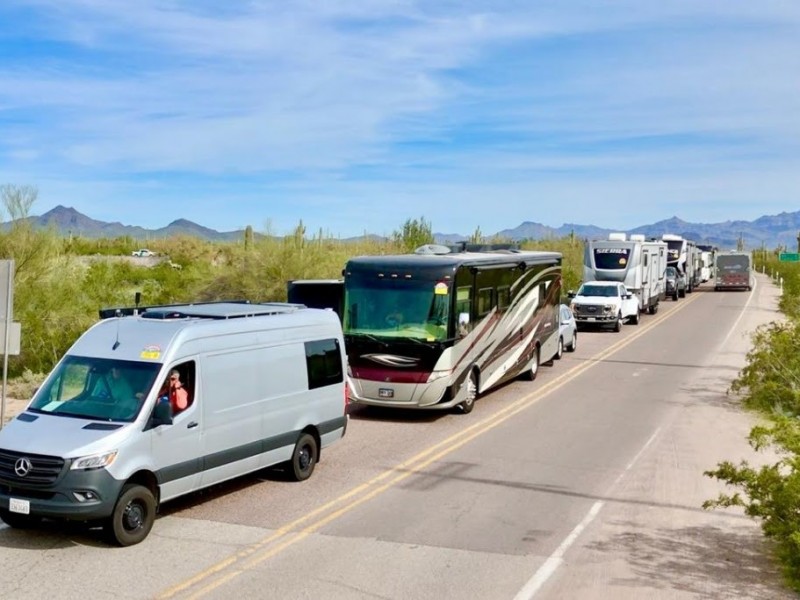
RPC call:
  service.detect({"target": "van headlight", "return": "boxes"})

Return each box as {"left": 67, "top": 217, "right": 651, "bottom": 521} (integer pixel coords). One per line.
{"left": 70, "top": 450, "right": 118, "bottom": 471}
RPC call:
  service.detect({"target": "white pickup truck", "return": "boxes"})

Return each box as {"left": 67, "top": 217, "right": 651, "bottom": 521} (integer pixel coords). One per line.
{"left": 131, "top": 249, "right": 156, "bottom": 257}
{"left": 568, "top": 281, "right": 640, "bottom": 332}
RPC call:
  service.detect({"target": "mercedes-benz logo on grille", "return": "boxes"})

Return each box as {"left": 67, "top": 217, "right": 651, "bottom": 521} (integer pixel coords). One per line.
{"left": 14, "top": 457, "right": 32, "bottom": 477}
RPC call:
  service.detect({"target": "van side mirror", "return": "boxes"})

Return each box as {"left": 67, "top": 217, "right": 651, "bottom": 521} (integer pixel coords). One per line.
{"left": 152, "top": 400, "right": 173, "bottom": 427}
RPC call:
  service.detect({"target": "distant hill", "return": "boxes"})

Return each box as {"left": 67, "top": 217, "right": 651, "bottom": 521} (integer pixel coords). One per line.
{"left": 18, "top": 205, "right": 247, "bottom": 241}
{"left": 435, "top": 212, "right": 800, "bottom": 250}
{"left": 10, "top": 204, "right": 800, "bottom": 249}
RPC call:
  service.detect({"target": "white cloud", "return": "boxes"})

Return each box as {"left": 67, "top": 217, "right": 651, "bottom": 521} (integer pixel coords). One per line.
{"left": 0, "top": 1, "right": 798, "bottom": 236}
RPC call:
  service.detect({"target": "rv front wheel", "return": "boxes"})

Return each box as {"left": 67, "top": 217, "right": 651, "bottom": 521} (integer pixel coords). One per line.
{"left": 459, "top": 371, "right": 478, "bottom": 414}
{"left": 106, "top": 483, "right": 156, "bottom": 547}
{"left": 290, "top": 433, "right": 318, "bottom": 481}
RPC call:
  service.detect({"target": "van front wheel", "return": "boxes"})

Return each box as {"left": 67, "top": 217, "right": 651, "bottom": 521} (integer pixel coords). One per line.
{"left": 0, "top": 508, "right": 41, "bottom": 529}
{"left": 106, "top": 483, "right": 156, "bottom": 547}
{"left": 290, "top": 433, "right": 318, "bottom": 481}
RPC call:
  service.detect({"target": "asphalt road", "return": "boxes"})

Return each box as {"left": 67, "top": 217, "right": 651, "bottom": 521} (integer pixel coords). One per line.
{"left": 0, "top": 273, "right": 794, "bottom": 600}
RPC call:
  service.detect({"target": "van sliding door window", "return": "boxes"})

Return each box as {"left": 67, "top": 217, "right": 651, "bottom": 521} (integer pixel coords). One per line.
{"left": 305, "top": 338, "right": 344, "bottom": 390}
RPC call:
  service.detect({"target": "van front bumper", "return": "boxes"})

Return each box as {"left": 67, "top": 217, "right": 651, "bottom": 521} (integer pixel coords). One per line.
{"left": 0, "top": 468, "right": 124, "bottom": 521}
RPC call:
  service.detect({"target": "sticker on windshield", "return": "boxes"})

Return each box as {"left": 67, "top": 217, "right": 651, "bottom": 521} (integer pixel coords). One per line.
{"left": 434, "top": 282, "right": 448, "bottom": 295}
{"left": 140, "top": 345, "right": 161, "bottom": 360}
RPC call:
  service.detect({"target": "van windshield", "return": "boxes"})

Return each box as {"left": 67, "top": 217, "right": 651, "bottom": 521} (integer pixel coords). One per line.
{"left": 28, "top": 356, "right": 162, "bottom": 422}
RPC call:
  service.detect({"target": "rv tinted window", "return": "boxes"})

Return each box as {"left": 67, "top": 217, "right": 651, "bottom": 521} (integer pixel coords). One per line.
{"left": 593, "top": 248, "right": 630, "bottom": 269}
{"left": 305, "top": 338, "right": 344, "bottom": 390}
{"left": 477, "top": 288, "right": 493, "bottom": 316}
{"left": 497, "top": 286, "right": 511, "bottom": 309}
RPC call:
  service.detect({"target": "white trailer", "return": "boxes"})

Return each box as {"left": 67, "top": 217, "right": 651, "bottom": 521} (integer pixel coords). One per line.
{"left": 584, "top": 233, "right": 667, "bottom": 315}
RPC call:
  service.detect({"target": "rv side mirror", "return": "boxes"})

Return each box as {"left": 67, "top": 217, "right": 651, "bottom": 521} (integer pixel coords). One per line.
{"left": 153, "top": 400, "right": 173, "bottom": 427}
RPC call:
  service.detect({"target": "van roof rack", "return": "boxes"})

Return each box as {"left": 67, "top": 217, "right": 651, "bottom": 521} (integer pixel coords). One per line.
{"left": 99, "top": 300, "right": 305, "bottom": 321}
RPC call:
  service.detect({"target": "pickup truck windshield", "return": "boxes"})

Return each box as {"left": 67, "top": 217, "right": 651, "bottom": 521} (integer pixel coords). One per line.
{"left": 578, "top": 285, "right": 619, "bottom": 297}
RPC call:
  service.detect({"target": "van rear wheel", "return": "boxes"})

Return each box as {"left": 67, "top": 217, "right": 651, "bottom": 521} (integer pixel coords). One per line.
{"left": 106, "top": 483, "right": 156, "bottom": 547}
{"left": 290, "top": 433, "right": 318, "bottom": 481}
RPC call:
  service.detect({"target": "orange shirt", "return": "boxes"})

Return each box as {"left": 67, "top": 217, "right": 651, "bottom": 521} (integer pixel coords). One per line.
{"left": 170, "top": 384, "right": 189, "bottom": 412}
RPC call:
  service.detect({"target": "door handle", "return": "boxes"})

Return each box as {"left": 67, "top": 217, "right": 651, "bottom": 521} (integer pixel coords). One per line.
{"left": 187, "top": 421, "right": 199, "bottom": 429}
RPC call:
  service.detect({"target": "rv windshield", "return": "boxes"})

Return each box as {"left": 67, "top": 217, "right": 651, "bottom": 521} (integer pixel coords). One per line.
{"left": 578, "top": 284, "right": 618, "bottom": 297}
{"left": 593, "top": 248, "right": 630, "bottom": 270}
{"left": 344, "top": 277, "right": 450, "bottom": 342}
{"left": 28, "top": 356, "right": 161, "bottom": 422}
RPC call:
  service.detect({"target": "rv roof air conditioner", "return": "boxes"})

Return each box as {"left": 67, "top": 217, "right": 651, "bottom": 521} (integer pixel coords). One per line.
{"left": 629, "top": 234, "right": 645, "bottom": 242}
{"left": 414, "top": 244, "right": 452, "bottom": 255}
{"left": 608, "top": 233, "right": 627, "bottom": 241}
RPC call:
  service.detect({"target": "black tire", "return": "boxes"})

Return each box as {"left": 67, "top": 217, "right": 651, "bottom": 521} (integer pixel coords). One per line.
{"left": 459, "top": 370, "right": 478, "bottom": 414}
{"left": 630, "top": 311, "right": 640, "bottom": 325}
{"left": 105, "top": 483, "right": 156, "bottom": 547}
{"left": 672, "top": 292, "right": 678, "bottom": 301}
{"left": 521, "top": 345, "right": 540, "bottom": 381}
{"left": 555, "top": 337, "right": 564, "bottom": 360}
{"left": 679, "top": 289, "right": 686, "bottom": 298}
{"left": 0, "top": 508, "right": 42, "bottom": 529}
{"left": 613, "top": 312, "right": 623, "bottom": 332}
{"left": 290, "top": 433, "right": 318, "bottom": 481}
{"left": 567, "top": 332, "right": 577, "bottom": 352}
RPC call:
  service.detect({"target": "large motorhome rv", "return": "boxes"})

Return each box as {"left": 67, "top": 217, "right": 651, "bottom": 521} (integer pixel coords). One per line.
{"left": 661, "top": 234, "right": 699, "bottom": 293}
{"left": 714, "top": 251, "right": 752, "bottom": 291}
{"left": 584, "top": 233, "right": 667, "bottom": 315}
{"left": 342, "top": 246, "right": 562, "bottom": 414}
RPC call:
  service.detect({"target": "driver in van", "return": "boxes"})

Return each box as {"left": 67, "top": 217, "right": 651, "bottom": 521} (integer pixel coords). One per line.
{"left": 158, "top": 369, "right": 189, "bottom": 414}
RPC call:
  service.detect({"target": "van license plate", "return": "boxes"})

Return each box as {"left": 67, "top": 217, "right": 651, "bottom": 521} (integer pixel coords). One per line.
{"left": 378, "top": 388, "right": 394, "bottom": 399}
{"left": 9, "top": 498, "right": 30, "bottom": 515}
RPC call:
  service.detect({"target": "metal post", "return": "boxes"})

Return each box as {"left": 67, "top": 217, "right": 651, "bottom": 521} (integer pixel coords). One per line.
{"left": 1, "top": 262, "right": 13, "bottom": 430}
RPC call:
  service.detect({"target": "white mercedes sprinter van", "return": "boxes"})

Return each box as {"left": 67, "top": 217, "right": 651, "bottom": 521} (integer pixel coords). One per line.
{"left": 0, "top": 301, "right": 348, "bottom": 545}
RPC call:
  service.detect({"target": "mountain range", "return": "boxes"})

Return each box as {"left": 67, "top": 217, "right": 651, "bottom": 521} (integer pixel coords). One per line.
{"left": 11, "top": 205, "right": 800, "bottom": 250}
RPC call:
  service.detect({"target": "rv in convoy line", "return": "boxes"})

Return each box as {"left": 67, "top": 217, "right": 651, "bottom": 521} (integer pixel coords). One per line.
{"left": 714, "top": 251, "right": 753, "bottom": 291}
{"left": 583, "top": 233, "right": 668, "bottom": 316}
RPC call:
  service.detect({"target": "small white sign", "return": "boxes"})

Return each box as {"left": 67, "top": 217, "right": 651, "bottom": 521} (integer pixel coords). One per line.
{"left": 9, "top": 498, "right": 30, "bottom": 515}
{"left": 0, "top": 322, "right": 21, "bottom": 356}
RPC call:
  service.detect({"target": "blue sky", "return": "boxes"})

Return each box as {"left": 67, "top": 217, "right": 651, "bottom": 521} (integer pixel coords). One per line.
{"left": 0, "top": 1, "right": 798, "bottom": 238}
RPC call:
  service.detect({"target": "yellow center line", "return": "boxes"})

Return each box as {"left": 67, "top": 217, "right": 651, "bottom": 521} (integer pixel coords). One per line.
{"left": 160, "top": 292, "right": 703, "bottom": 599}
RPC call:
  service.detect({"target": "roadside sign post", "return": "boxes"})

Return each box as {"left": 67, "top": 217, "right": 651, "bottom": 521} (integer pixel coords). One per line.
{"left": 1, "top": 260, "right": 19, "bottom": 430}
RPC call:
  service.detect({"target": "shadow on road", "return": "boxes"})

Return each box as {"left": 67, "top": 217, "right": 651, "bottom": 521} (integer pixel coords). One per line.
{"left": 584, "top": 522, "right": 791, "bottom": 599}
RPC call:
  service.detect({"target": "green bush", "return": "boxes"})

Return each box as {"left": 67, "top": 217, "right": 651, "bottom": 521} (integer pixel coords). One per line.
{"left": 705, "top": 257, "right": 800, "bottom": 592}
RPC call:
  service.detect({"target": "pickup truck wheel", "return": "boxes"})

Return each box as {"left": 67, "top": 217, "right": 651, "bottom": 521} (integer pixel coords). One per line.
{"left": 613, "top": 312, "right": 623, "bottom": 332}
{"left": 630, "top": 311, "right": 640, "bottom": 325}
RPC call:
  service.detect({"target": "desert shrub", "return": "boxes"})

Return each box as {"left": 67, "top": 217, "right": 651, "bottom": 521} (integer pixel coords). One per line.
{"left": 705, "top": 258, "right": 800, "bottom": 592}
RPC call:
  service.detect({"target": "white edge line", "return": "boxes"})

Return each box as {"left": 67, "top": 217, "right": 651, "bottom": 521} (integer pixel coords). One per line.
{"left": 720, "top": 276, "right": 757, "bottom": 348}
{"left": 513, "top": 427, "right": 662, "bottom": 600}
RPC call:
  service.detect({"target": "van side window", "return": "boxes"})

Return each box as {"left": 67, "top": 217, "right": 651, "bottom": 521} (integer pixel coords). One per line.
{"left": 305, "top": 338, "right": 344, "bottom": 390}
{"left": 158, "top": 360, "right": 196, "bottom": 414}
